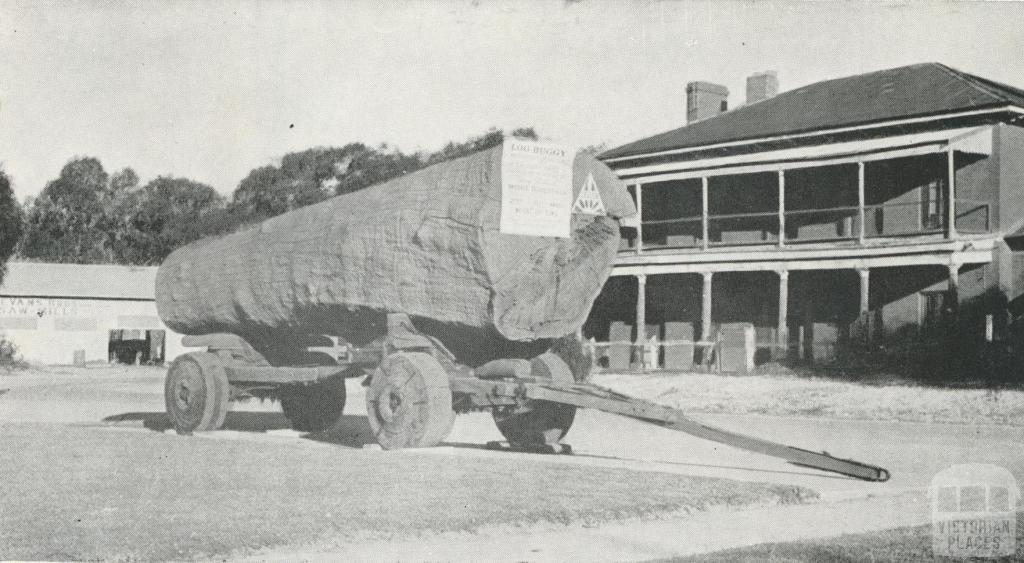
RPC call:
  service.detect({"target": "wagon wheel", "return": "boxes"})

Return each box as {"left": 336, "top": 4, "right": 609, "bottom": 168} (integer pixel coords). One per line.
{"left": 366, "top": 352, "right": 455, "bottom": 449}
{"left": 492, "top": 352, "right": 576, "bottom": 447}
{"left": 164, "top": 352, "right": 230, "bottom": 434}
{"left": 280, "top": 375, "right": 347, "bottom": 433}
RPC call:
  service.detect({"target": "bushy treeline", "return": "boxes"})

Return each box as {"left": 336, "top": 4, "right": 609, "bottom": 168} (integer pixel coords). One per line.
{"left": 0, "top": 170, "right": 24, "bottom": 282}
{"left": 7, "top": 127, "right": 536, "bottom": 267}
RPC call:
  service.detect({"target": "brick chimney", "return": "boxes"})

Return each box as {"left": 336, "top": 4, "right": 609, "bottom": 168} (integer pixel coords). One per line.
{"left": 746, "top": 71, "right": 779, "bottom": 105}
{"left": 686, "top": 81, "right": 729, "bottom": 124}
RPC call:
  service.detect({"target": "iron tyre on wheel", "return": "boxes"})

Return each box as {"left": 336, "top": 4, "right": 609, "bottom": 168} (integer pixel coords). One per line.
{"left": 366, "top": 352, "right": 455, "bottom": 449}
{"left": 280, "top": 375, "right": 347, "bottom": 433}
{"left": 164, "top": 352, "right": 231, "bottom": 434}
{"left": 492, "top": 352, "right": 576, "bottom": 447}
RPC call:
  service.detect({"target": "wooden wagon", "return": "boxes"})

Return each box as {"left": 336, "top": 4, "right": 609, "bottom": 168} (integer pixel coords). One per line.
{"left": 165, "top": 313, "right": 890, "bottom": 482}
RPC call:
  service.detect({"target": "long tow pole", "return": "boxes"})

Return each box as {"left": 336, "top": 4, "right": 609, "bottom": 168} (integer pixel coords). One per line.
{"left": 513, "top": 381, "right": 891, "bottom": 482}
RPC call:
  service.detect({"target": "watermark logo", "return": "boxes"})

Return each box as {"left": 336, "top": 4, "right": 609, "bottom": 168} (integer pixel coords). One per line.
{"left": 931, "top": 464, "right": 1018, "bottom": 558}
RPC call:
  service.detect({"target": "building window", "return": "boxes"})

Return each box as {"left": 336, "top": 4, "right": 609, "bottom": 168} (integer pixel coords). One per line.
{"left": 921, "top": 178, "right": 945, "bottom": 230}
{"left": 921, "top": 291, "right": 947, "bottom": 329}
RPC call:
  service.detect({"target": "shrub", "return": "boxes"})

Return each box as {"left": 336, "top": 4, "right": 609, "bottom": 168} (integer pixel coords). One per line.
{"left": 0, "top": 335, "right": 28, "bottom": 371}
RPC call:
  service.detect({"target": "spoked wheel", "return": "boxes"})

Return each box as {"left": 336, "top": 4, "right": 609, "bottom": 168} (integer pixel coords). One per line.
{"left": 280, "top": 375, "right": 347, "bottom": 433}
{"left": 492, "top": 352, "right": 576, "bottom": 447}
{"left": 164, "top": 352, "right": 231, "bottom": 434}
{"left": 366, "top": 352, "right": 455, "bottom": 449}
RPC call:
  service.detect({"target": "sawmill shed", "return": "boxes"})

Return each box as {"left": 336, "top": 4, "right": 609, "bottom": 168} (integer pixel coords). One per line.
{"left": 0, "top": 262, "right": 190, "bottom": 365}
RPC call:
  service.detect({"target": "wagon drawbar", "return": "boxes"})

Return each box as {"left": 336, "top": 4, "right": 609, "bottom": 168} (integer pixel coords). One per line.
{"left": 165, "top": 313, "right": 890, "bottom": 483}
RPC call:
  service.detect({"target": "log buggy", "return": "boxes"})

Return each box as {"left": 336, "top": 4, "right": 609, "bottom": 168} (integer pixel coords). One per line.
{"left": 159, "top": 142, "right": 889, "bottom": 482}
{"left": 166, "top": 313, "right": 890, "bottom": 482}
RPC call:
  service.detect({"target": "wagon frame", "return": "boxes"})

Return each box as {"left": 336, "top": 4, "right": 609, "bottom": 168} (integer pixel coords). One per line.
{"left": 164, "top": 313, "right": 890, "bottom": 482}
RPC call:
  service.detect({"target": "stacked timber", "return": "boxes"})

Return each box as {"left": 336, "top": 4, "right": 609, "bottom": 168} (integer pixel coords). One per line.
{"left": 156, "top": 142, "right": 635, "bottom": 364}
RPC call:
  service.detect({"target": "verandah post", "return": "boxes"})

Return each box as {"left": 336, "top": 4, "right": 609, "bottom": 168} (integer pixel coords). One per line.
{"left": 701, "top": 177, "right": 709, "bottom": 250}
{"left": 778, "top": 170, "right": 786, "bottom": 247}
{"left": 947, "top": 148, "right": 957, "bottom": 239}
{"left": 635, "top": 273, "right": 647, "bottom": 369}
{"left": 777, "top": 270, "right": 789, "bottom": 360}
{"left": 635, "top": 183, "right": 644, "bottom": 254}
{"left": 858, "top": 162, "right": 866, "bottom": 244}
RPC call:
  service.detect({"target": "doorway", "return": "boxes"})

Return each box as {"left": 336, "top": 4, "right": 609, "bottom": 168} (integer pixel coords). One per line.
{"left": 109, "top": 329, "right": 165, "bottom": 365}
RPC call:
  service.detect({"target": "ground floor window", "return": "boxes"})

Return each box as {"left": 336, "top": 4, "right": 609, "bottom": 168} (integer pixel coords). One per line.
{"left": 109, "top": 329, "right": 165, "bottom": 365}
{"left": 921, "top": 291, "right": 948, "bottom": 330}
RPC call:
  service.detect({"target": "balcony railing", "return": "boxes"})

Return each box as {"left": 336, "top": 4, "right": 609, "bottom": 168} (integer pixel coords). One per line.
{"left": 620, "top": 199, "right": 990, "bottom": 252}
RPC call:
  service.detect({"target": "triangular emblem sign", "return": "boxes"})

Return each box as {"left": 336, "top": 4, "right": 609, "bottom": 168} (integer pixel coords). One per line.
{"left": 572, "top": 173, "right": 606, "bottom": 215}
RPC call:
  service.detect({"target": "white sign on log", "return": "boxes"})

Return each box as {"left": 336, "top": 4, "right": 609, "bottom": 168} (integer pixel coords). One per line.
{"left": 499, "top": 140, "right": 574, "bottom": 238}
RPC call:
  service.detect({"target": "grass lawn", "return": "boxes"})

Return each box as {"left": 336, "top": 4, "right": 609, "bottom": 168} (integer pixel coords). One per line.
{"left": 669, "top": 512, "right": 1024, "bottom": 562}
{"left": 0, "top": 422, "right": 815, "bottom": 561}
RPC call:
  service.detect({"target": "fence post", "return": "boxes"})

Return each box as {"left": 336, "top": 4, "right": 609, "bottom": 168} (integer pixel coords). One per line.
{"left": 646, "top": 334, "right": 659, "bottom": 371}
{"left": 715, "top": 334, "right": 723, "bottom": 373}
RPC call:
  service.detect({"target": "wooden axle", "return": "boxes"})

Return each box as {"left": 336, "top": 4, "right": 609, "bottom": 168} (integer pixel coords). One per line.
{"left": 224, "top": 364, "right": 359, "bottom": 385}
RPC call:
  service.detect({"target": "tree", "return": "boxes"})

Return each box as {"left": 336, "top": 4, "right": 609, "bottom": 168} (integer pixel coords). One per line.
{"left": 198, "top": 126, "right": 541, "bottom": 241}
{"left": 109, "top": 168, "right": 140, "bottom": 197}
{"left": 0, "top": 169, "right": 24, "bottom": 284}
{"left": 19, "top": 157, "right": 113, "bottom": 263}
{"left": 229, "top": 143, "right": 422, "bottom": 228}
{"left": 116, "top": 176, "right": 225, "bottom": 265}
{"left": 331, "top": 143, "right": 422, "bottom": 196}
{"left": 424, "top": 127, "right": 538, "bottom": 166}
{"left": 40, "top": 157, "right": 110, "bottom": 211}
{"left": 19, "top": 158, "right": 223, "bottom": 265}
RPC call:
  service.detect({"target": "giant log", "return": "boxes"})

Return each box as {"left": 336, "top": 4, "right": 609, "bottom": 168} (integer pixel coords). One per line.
{"left": 156, "top": 143, "right": 635, "bottom": 365}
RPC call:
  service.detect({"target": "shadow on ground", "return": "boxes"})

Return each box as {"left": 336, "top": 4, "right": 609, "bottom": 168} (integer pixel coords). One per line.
{"left": 100, "top": 412, "right": 853, "bottom": 480}
{"left": 102, "top": 411, "right": 379, "bottom": 448}
{"left": 441, "top": 440, "right": 853, "bottom": 481}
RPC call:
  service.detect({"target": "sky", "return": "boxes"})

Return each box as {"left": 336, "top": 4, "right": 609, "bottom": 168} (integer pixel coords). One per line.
{"left": 1, "top": 0, "right": 1023, "bottom": 200}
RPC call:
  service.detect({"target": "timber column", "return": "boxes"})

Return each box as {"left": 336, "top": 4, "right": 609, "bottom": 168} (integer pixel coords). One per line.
{"left": 635, "top": 184, "right": 644, "bottom": 255}
{"left": 856, "top": 268, "right": 871, "bottom": 342}
{"left": 857, "top": 162, "right": 866, "bottom": 244}
{"left": 947, "top": 263, "right": 960, "bottom": 316}
{"left": 946, "top": 149, "right": 957, "bottom": 240}
{"left": 701, "top": 272, "right": 713, "bottom": 365}
{"left": 701, "top": 272, "right": 713, "bottom": 340}
{"left": 859, "top": 269, "right": 870, "bottom": 315}
{"left": 635, "top": 274, "right": 647, "bottom": 368}
{"left": 777, "top": 270, "right": 789, "bottom": 359}
{"left": 778, "top": 170, "right": 786, "bottom": 246}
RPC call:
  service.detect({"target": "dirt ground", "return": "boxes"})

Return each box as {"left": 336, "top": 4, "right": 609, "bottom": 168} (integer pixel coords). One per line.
{"left": 2, "top": 365, "right": 1022, "bottom": 561}
{"left": 592, "top": 370, "right": 1024, "bottom": 426}
{"left": 0, "top": 366, "right": 810, "bottom": 561}
{"left": 667, "top": 509, "right": 1024, "bottom": 562}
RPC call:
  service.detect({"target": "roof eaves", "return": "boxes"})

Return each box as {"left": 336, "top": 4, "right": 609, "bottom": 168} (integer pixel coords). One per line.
{"left": 932, "top": 63, "right": 1015, "bottom": 105}
{"left": 601, "top": 103, "right": 1017, "bottom": 165}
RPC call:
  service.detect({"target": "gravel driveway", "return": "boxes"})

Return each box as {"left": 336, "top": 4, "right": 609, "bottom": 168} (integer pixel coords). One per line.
{"left": 4, "top": 365, "right": 1022, "bottom": 561}
{"left": 0, "top": 366, "right": 814, "bottom": 561}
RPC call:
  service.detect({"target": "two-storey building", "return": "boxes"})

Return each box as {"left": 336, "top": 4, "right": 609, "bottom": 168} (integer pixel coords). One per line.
{"left": 587, "top": 63, "right": 1024, "bottom": 370}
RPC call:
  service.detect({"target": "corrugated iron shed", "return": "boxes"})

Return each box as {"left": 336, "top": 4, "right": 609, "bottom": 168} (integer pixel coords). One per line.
{"left": 0, "top": 262, "right": 157, "bottom": 301}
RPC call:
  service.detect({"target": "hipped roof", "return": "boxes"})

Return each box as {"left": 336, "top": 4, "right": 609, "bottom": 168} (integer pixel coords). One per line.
{"left": 602, "top": 63, "right": 1024, "bottom": 161}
